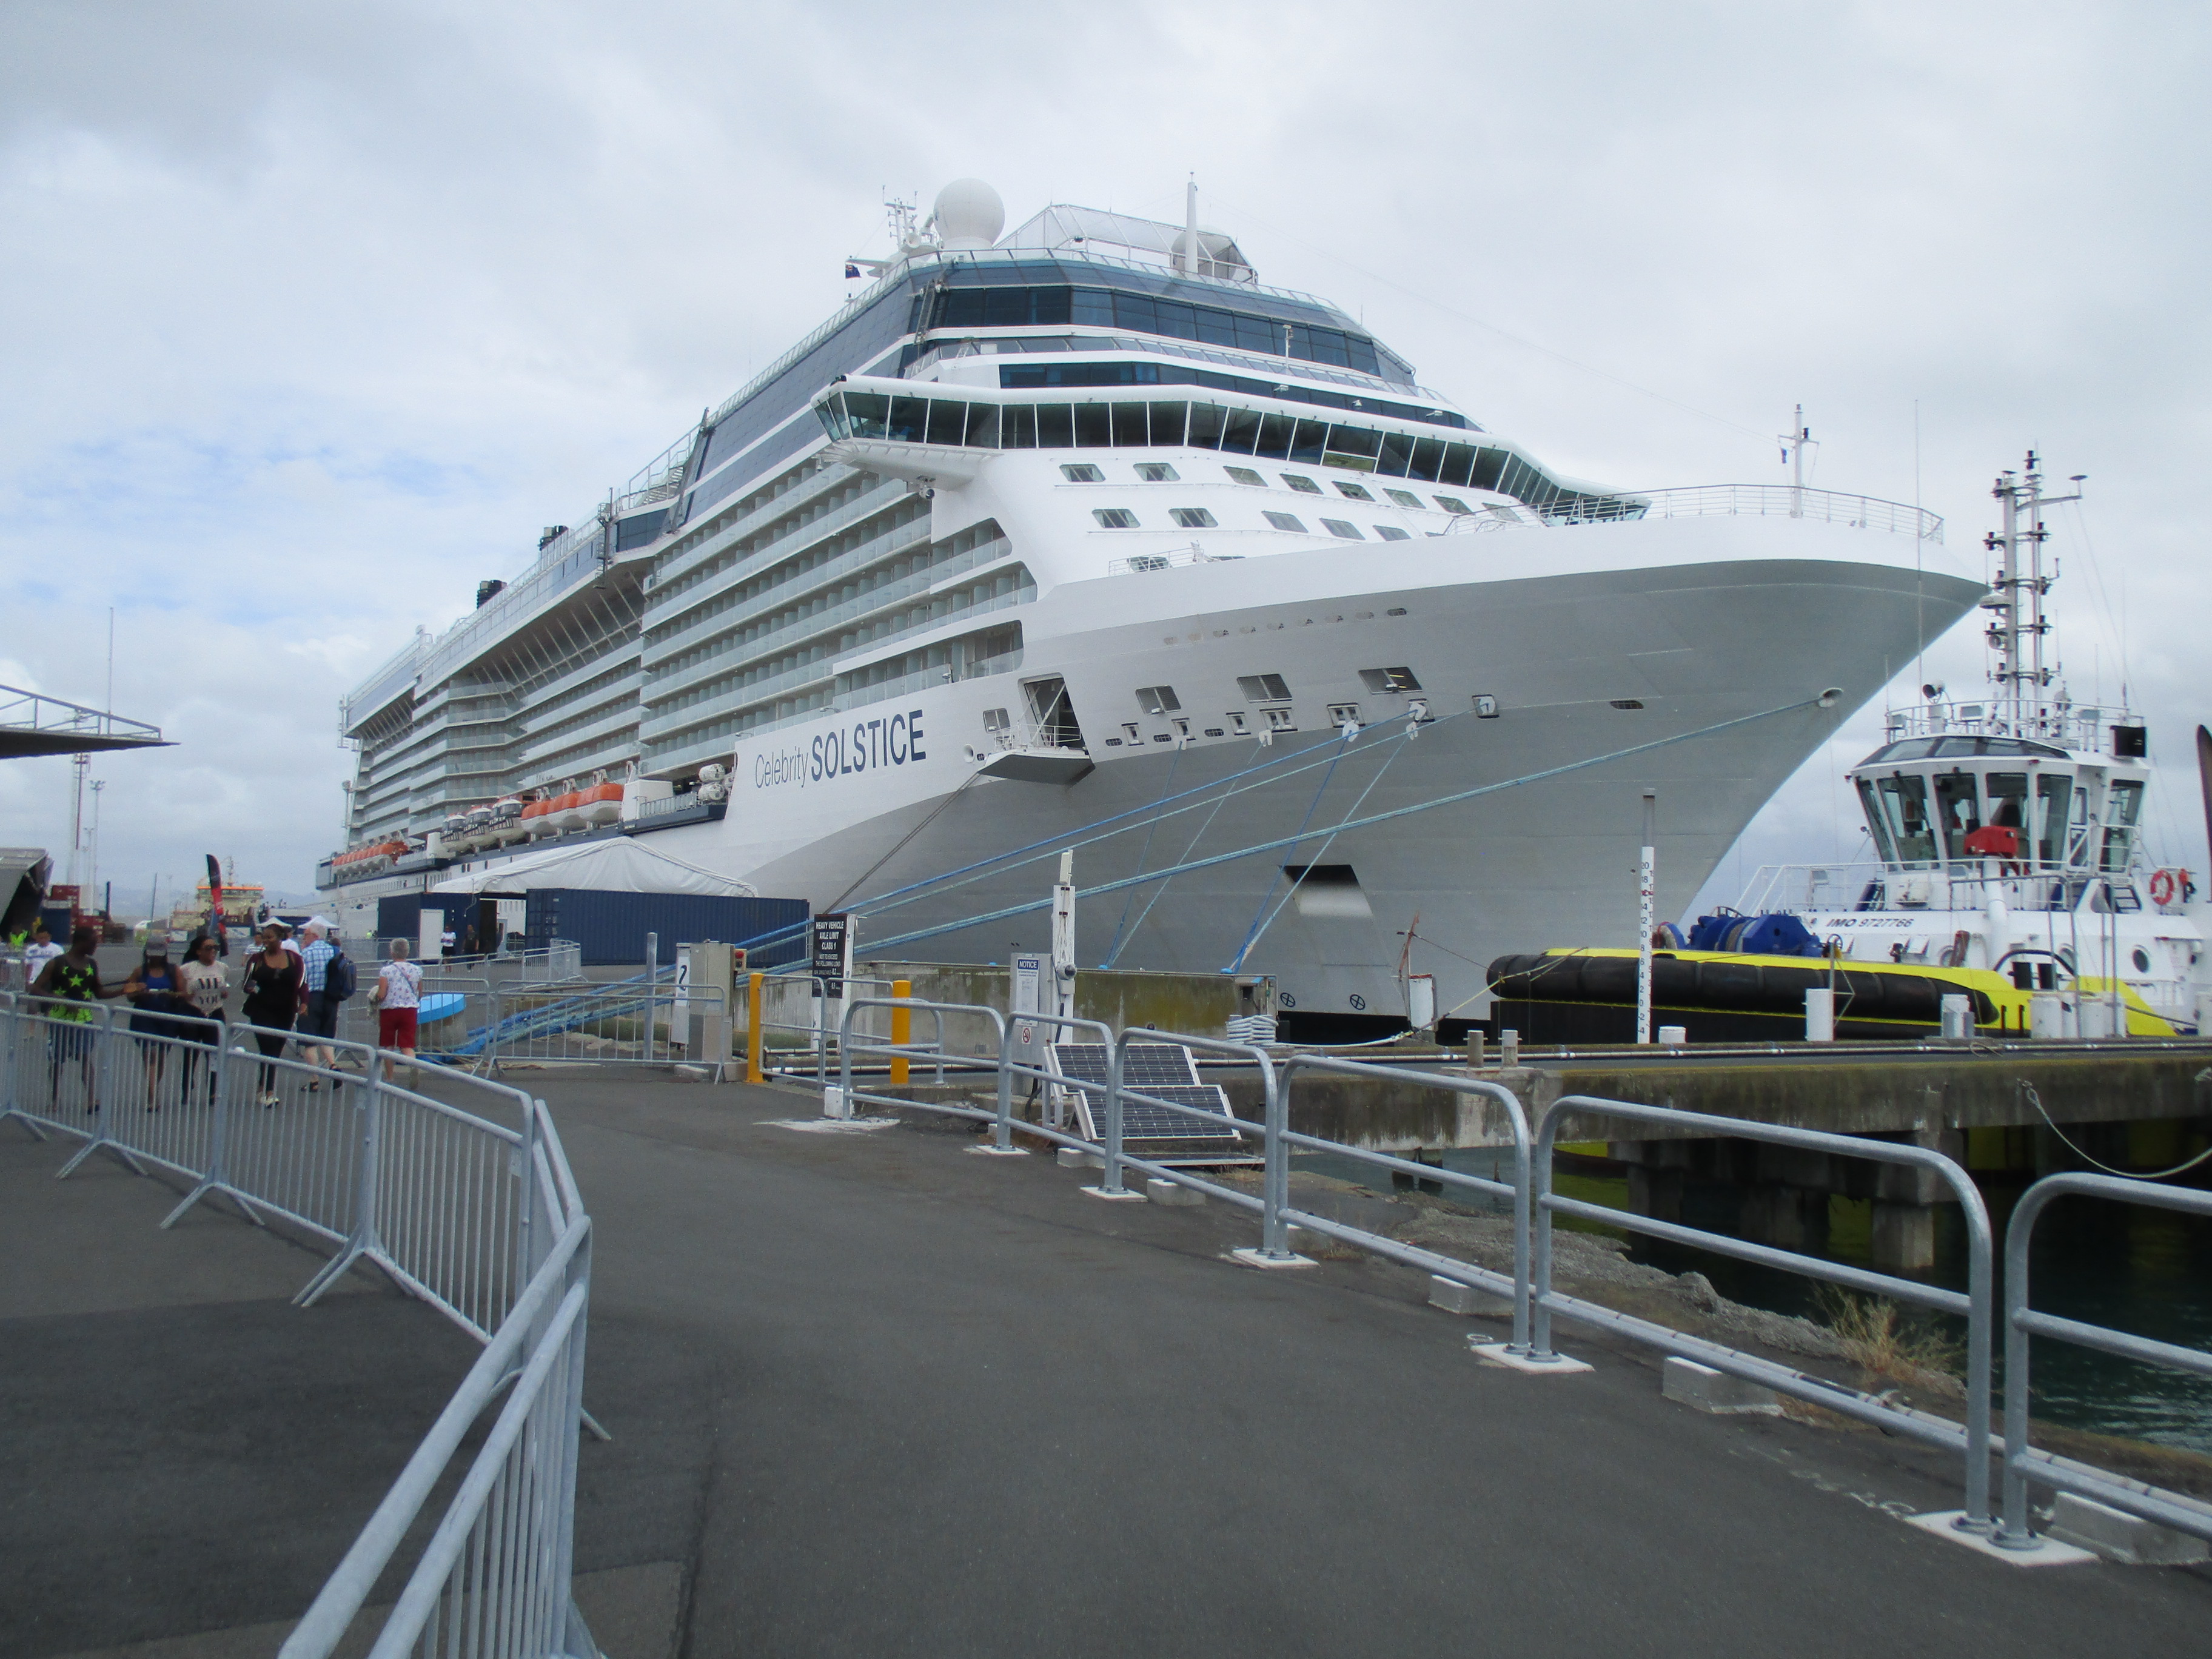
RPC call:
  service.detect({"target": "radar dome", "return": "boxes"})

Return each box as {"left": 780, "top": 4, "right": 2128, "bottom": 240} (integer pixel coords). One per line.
{"left": 933, "top": 178, "right": 1005, "bottom": 250}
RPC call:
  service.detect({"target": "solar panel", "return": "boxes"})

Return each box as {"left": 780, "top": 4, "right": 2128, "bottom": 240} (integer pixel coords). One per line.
{"left": 1047, "top": 1041, "right": 1255, "bottom": 1160}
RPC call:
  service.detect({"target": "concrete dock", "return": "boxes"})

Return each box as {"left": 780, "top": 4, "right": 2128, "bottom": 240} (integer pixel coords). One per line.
{"left": 6, "top": 1071, "right": 2211, "bottom": 1657}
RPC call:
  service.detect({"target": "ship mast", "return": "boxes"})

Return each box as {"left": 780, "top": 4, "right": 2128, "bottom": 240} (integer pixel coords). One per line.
{"left": 1985, "top": 452, "right": 2080, "bottom": 737}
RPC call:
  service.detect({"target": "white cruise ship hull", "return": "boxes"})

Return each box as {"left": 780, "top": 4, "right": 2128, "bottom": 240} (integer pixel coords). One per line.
{"left": 634, "top": 514, "right": 1982, "bottom": 1024}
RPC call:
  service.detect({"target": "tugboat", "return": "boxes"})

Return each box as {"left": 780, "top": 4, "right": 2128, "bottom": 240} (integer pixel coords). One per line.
{"left": 1489, "top": 454, "right": 2210, "bottom": 1042}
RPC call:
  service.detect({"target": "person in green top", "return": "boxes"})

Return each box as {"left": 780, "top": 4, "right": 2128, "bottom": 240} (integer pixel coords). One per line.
{"left": 33, "top": 924, "right": 125, "bottom": 1112}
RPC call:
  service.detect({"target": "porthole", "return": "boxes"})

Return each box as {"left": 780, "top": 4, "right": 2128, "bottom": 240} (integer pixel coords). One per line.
{"left": 2132, "top": 947, "right": 2151, "bottom": 973}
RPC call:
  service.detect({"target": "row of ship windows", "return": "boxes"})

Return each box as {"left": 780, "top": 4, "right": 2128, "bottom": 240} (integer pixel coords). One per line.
{"left": 1063, "top": 458, "right": 1473, "bottom": 515}
{"left": 1091, "top": 505, "right": 1409, "bottom": 541}
{"left": 817, "top": 390, "right": 1596, "bottom": 508}
{"left": 923, "top": 285, "right": 1385, "bottom": 376}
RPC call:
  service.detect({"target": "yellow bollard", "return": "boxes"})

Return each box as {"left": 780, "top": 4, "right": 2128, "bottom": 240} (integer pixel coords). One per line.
{"left": 890, "top": 978, "right": 911, "bottom": 1087}
{"left": 746, "top": 971, "right": 765, "bottom": 1084}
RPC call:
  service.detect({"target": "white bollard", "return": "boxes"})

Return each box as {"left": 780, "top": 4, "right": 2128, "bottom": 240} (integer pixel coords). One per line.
{"left": 1939, "top": 994, "right": 1973, "bottom": 1042}
{"left": 1658, "top": 1025, "right": 1687, "bottom": 1046}
{"left": 1501, "top": 1028, "right": 1520, "bottom": 1067}
{"left": 1804, "top": 988, "right": 1835, "bottom": 1043}
{"left": 2029, "top": 991, "right": 2063, "bottom": 1039}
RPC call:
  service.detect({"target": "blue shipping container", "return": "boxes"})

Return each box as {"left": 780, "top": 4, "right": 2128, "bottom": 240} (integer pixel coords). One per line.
{"left": 522, "top": 889, "right": 809, "bottom": 968}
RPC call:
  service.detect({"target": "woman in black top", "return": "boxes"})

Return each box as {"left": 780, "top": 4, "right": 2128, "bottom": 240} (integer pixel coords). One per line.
{"left": 241, "top": 924, "right": 302, "bottom": 1106}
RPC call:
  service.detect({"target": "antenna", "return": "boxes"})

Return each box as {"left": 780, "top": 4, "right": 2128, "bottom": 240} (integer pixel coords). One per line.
{"left": 1778, "top": 405, "right": 1816, "bottom": 517}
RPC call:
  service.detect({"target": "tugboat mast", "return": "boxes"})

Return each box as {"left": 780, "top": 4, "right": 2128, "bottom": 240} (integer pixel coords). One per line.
{"left": 1986, "top": 452, "right": 2082, "bottom": 738}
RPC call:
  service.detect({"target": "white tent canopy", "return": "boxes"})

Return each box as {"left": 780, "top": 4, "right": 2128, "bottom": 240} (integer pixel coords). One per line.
{"left": 429, "top": 839, "right": 756, "bottom": 898}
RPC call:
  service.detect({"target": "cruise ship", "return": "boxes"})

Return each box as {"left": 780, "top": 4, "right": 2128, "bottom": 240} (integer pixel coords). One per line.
{"left": 321, "top": 179, "right": 1985, "bottom": 1037}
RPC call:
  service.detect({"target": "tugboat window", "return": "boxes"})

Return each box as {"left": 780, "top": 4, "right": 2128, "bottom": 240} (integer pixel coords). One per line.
{"left": 2034, "top": 773, "right": 2071, "bottom": 866}
{"left": 1932, "top": 773, "right": 1980, "bottom": 860}
{"left": 1874, "top": 773, "right": 1936, "bottom": 864}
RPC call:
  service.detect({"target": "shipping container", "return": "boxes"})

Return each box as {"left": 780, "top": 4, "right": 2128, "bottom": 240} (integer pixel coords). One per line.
{"left": 522, "top": 889, "right": 809, "bottom": 968}
{"left": 376, "top": 893, "right": 504, "bottom": 956}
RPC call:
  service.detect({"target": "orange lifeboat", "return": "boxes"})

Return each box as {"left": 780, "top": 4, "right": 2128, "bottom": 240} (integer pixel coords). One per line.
{"left": 521, "top": 798, "right": 557, "bottom": 838}
{"left": 579, "top": 781, "right": 624, "bottom": 826}
{"left": 550, "top": 790, "right": 586, "bottom": 833}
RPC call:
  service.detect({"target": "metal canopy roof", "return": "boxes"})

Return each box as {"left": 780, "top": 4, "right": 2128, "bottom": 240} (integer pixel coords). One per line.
{"left": 0, "top": 685, "right": 170, "bottom": 759}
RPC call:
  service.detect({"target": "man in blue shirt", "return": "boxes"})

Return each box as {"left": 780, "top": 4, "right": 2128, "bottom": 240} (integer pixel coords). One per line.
{"left": 297, "top": 919, "right": 340, "bottom": 1075}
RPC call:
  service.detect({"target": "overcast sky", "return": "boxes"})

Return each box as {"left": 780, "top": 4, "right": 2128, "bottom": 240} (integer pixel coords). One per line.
{"left": 2, "top": 0, "right": 2205, "bottom": 922}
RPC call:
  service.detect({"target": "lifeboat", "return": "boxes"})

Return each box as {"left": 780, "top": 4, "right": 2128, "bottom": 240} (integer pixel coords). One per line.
{"left": 550, "top": 790, "right": 587, "bottom": 833}
{"left": 579, "top": 781, "right": 624, "bottom": 826}
{"left": 521, "top": 798, "right": 558, "bottom": 839}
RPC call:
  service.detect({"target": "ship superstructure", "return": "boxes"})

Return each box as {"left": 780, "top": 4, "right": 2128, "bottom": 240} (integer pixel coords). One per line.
{"left": 324, "top": 179, "right": 1988, "bottom": 1036}
{"left": 1735, "top": 455, "right": 2209, "bottom": 1034}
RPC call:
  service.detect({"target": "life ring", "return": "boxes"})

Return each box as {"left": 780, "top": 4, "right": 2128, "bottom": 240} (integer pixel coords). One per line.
{"left": 2148, "top": 868, "right": 2178, "bottom": 907}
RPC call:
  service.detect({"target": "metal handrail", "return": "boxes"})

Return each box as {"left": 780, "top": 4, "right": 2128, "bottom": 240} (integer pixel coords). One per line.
{"left": 1279, "top": 1054, "right": 1534, "bottom": 1352}
{"left": 1532, "top": 1093, "right": 1996, "bottom": 1529}
{"left": 1997, "top": 1173, "right": 2212, "bottom": 1549}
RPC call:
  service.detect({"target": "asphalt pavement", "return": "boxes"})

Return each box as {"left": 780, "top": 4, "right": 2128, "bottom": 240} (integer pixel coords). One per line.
{"left": 5, "top": 1068, "right": 2210, "bottom": 1657}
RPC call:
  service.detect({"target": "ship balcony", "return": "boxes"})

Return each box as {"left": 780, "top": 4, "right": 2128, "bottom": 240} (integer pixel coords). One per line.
{"left": 645, "top": 512, "right": 933, "bottom": 655}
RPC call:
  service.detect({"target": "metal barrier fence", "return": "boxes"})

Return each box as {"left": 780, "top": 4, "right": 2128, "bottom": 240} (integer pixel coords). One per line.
{"left": 1999, "top": 1173, "right": 2212, "bottom": 1549}
{"left": 1532, "top": 1095, "right": 1997, "bottom": 1529}
{"left": 359, "top": 938, "right": 585, "bottom": 984}
{"left": 821, "top": 996, "right": 2212, "bottom": 1554}
{"left": 0, "top": 993, "right": 597, "bottom": 1656}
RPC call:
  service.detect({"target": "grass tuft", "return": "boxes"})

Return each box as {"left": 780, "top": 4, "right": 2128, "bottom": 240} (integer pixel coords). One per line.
{"left": 1812, "top": 1286, "right": 1965, "bottom": 1394}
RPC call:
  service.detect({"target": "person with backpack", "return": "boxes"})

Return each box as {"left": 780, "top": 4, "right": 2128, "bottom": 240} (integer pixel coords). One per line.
{"left": 32, "top": 924, "right": 125, "bottom": 1111}
{"left": 295, "top": 919, "right": 353, "bottom": 1084}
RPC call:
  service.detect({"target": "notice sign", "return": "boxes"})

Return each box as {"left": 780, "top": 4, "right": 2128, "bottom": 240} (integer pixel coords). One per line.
{"left": 811, "top": 913, "right": 851, "bottom": 998}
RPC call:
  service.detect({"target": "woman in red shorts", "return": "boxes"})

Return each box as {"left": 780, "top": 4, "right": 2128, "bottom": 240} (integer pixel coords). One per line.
{"left": 368, "top": 937, "right": 423, "bottom": 1080}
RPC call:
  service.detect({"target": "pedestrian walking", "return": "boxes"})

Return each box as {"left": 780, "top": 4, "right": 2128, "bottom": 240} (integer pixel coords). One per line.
{"left": 369, "top": 937, "right": 423, "bottom": 1081}
{"left": 240, "top": 923, "right": 302, "bottom": 1106}
{"left": 295, "top": 919, "right": 350, "bottom": 1083}
{"left": 176, "top": 933, "right": 228, "bottom": 1102}
{"left": 23, "top": 923, "right": 63, "bottom": 980}
{"left": 32, "top": 925, "right": 124, "bottom": 1112}
{"left": 121, "top": 940, "right": 190, "bottom": 1110}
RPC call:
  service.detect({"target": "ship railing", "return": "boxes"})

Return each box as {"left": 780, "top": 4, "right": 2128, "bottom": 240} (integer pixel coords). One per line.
{"left": 1105, "top": 541, "right": 1241, "bottom": 576}
{"left": 1737, "top": 862, "right": 2143, "bottom": 922}
{"left": 1882, "top": 702, "right": 2134, "bottom": 746}
{"left": 836, "top": 645, "right": 1026, "bottom": 718}
{"left": 0, "top": 993, "right": 598, "bottom": 1657}
{"left": 1530, "top": 483, "right": 1942, "bottom": 540}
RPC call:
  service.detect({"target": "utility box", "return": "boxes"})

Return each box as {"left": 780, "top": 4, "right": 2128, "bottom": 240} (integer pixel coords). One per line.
{"left": 680, "top": 940, "right": 737, "bottom": 1067}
